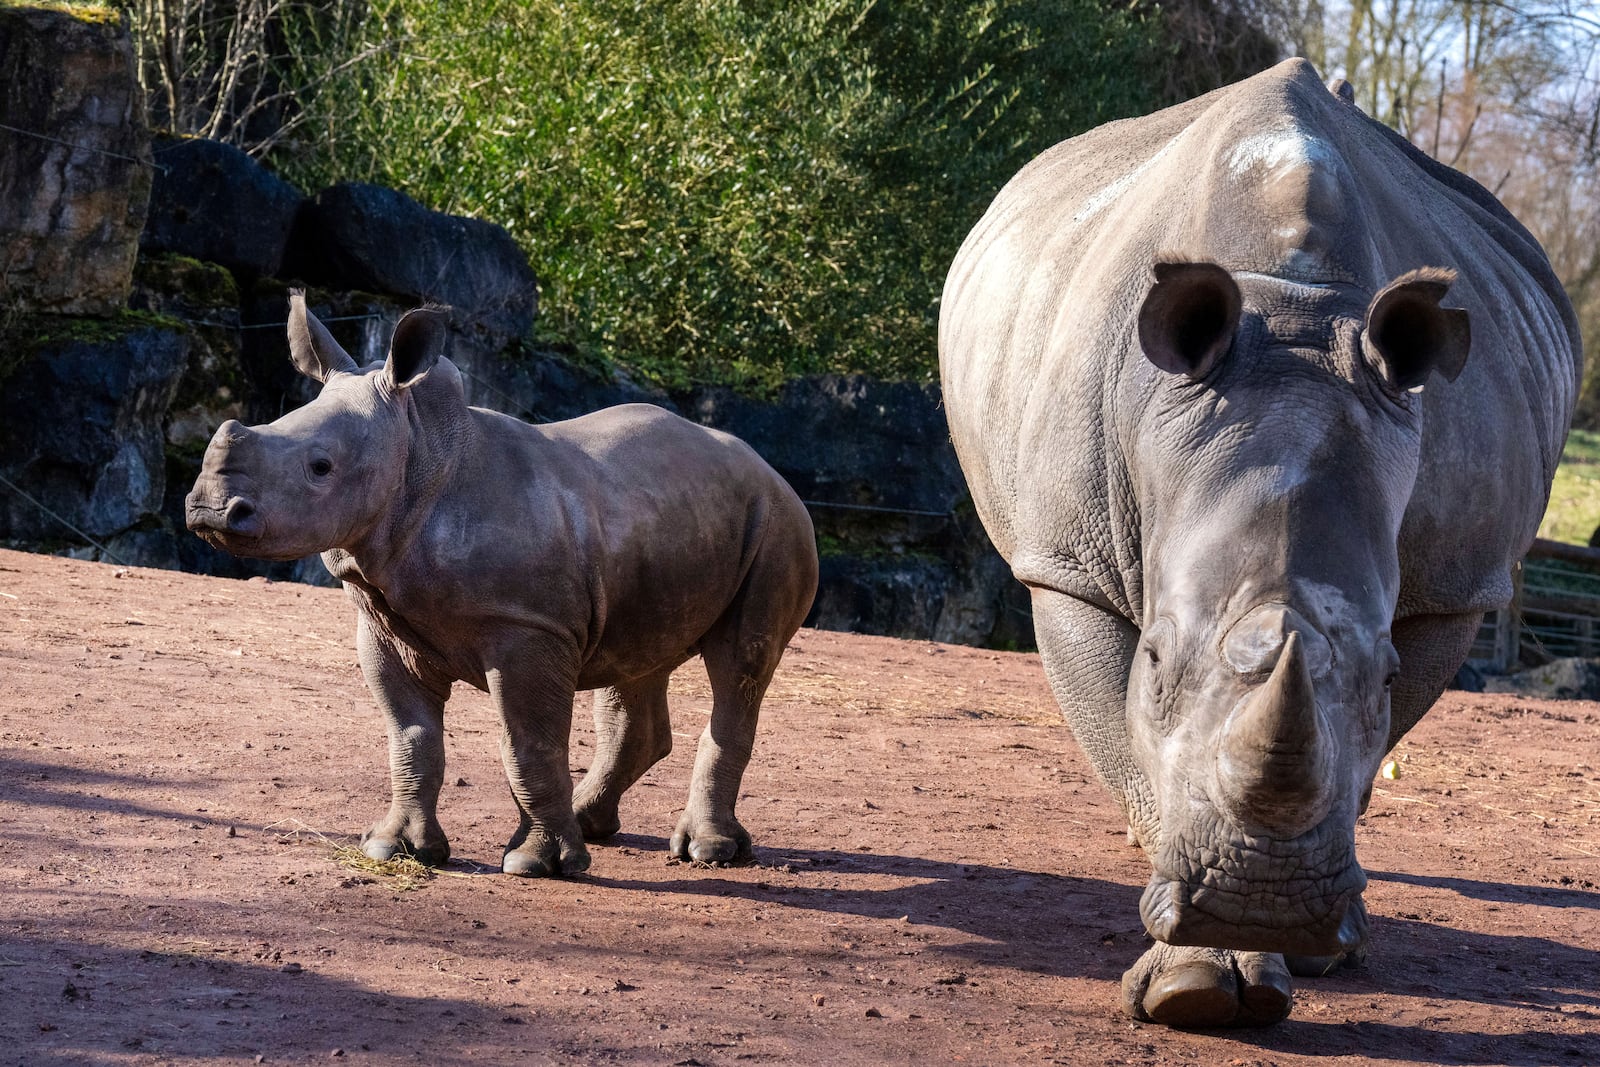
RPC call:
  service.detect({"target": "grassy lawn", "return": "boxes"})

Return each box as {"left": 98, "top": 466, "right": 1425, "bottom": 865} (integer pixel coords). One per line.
{"left": 1539, "top": 428, "right": 1600, "bottom": 545}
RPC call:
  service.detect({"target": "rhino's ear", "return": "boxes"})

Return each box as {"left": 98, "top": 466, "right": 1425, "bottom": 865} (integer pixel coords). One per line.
{"left": 1363, "top": 268, "right": 1471, "bottom": 391}
{"left": 287, "top": 289, "right": 359, "bottom": 383}
{"left": 1137, "top": 261, "right": 1242, "bottom": 379}
{"left": 385, "top": 305, "right": 451, "bottom": 390}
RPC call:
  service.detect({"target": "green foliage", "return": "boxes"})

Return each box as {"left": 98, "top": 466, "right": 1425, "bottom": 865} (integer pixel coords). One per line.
{"left": 1541, "top": 428, "right": 1600, "bottom": 545}
{"left": 277, "top": 0, "right": 1170, "bottom": 389}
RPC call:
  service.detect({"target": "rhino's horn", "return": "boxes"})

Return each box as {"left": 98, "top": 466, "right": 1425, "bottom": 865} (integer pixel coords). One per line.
{"left": 1216, "top": 631, "right": 1337, "bottom": 837}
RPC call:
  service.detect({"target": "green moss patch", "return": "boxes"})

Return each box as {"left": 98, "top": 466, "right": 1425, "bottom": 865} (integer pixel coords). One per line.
{"left": 0, "top": 1, "right": 123, "bottom": 26}
{"left": 134, "top": 253, "right": 240, "bottom": 309}
{"left": 0, "top": 306, "right": 183, "bottom": 387}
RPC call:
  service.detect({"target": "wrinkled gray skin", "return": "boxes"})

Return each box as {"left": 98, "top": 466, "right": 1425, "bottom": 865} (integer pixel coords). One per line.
{"left": 940, "top": 59, "right": 1580, "bottom": 1027}
{"left": 187, "top": 294, "right": 818, "bottom": 877}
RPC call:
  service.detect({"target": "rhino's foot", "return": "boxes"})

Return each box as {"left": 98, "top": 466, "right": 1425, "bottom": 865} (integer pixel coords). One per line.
{"left": 572, "top": 790, "right": 622, "bottom": 842}
{"left": 501, "top": 822, "right": 591, "bottom": 878}
{"left": 574, "top": 804, "right": 622, "bottom": 842}
{"left": 669, "top": 813, "right": 752, "bottom": 866}
{"left": 1123, "top": 944, "right": 1293, "bottom": 1028}
{"left": 1285, "top": 896, "right": 1370, "bottom": 976}
{"left": 360, "top": 816, "right": 450, "bottom": 867}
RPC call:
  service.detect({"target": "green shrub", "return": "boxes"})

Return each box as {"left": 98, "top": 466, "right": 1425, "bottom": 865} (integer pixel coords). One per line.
{"left": 275, "top": 0, "right": 1177, "bottom": 390}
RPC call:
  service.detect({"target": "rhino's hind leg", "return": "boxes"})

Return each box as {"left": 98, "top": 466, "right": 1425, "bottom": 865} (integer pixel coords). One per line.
{"left": 671, "top": 642, "right": 773, "bottom": 866}
{"left": 672, "top": 527, "right": 812, "bottom": 866}
{"left": 573, "top": 673, "right": 674, "bottom": 841}
{"left": 1123, "top": 944, "right": 1293, "bottom": 1028}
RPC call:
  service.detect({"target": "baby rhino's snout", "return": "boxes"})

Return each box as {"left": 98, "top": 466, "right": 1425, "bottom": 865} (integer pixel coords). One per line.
{"left": 185, "top": 420, "right": 264, "bottom": 541}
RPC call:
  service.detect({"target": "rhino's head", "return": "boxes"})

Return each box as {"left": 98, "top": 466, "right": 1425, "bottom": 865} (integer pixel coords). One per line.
{"left": 1125, "top": 260, "right": 1469, "bottom": 956}
{"left": 185, "top": 293, "right": 456, "bottom": 561}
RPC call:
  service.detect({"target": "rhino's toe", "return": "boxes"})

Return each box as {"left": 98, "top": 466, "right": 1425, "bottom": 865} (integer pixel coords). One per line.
{"left": 1235, "top": 952, "right": 1294, "bottom": 1024}
{"left": 1124, "top": 944, "right": 1293, "bottom": 1028}
{"left": 502, "top": 835, "right": 590, "bottom": 878}
{"left": 669, "top": 815, "right": 752, "bottom": 866}
{"left": 1140, "top": 957, "right": 1238, "bottom": 1027}
{"left": 360, "top": 822, "right": 449, "bottom": 867}
{"left": 573, "top": 802, "right": 622, "bottom": 842}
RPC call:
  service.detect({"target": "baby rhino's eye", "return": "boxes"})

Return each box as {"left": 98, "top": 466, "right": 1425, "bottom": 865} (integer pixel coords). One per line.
{"left": 310, "top": 458, "right": 333, "bottom": 478}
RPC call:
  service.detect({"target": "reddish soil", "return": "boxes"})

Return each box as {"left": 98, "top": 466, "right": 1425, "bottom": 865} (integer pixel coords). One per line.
{"left": 1, "top": 547, "right": 1597, "bottom": 1066}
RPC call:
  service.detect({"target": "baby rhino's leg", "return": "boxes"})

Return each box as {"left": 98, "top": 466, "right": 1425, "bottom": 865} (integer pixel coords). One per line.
{"left": 357, "top": 616, "right": 452, "bottom": 866}
{"left": 672, "top": 491, "right": 815, "bottom": 865}
{"left": 671, "top": 638, "right": 772, "bottom": 865}
{"left": 490, "top": 645, "right": 589, "bottom": 878}
{"left": 672, "top": 541, "right": 811, "bottom": 863}
{"left": 573, "top": 672, "right": 674, "bottom": 840}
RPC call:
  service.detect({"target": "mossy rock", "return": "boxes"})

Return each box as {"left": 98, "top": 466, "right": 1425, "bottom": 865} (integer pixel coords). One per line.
{"left": 134, "top": 253, "right": 240, "bottom": 310}
{"left": 0, "top": 3, "right": 124, "bottom": 29}
{"left": 0, "top": 308, "right": 182, "bottom": 386}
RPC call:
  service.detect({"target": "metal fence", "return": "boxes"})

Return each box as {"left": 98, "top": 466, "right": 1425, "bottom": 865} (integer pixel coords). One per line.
{"left": 1472, "top": 538, "right": 1600, "bottom": 671}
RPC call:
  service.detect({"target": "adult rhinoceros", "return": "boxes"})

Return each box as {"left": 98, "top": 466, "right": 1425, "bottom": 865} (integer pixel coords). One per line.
{"left": 939, "top": 58, "right": 1580, "bottom": 1027}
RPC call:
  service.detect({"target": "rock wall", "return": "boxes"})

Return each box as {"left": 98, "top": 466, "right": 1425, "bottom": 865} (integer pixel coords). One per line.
{"left": 0, "top": 6, "right": 149, "bottom": 315}
{"left": 0, "top": 319, "right": 187, "bottom": 561}
{"left": 0, "top": 12, "right": 1031, "bottom": 647}
{"left": 687, "top": 378, "right": 1032, "bottom": 646}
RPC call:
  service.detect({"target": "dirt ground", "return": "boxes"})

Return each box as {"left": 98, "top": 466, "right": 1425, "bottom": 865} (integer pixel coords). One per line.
{"left": 0, "top": 548, "right": 1597, "bottom": 1066}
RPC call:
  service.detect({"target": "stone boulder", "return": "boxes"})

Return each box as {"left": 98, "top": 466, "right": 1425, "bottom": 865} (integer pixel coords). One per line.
{"left": 0, "top": 320, "right": 188, "bottom": 544}
{"left": 0, "top": 6, "right": 149, "bottom": 315}
{"left": 690, "top": 376, "right": 1032, "bottom": 647}
{"left": 449, "top": 339, "right": 676, "bottom": 425}
{"left": 690, "top": 376, "right": 967, "bottom": 517}
{"left": 1483, "top": 658, "right": 1600, "bottom": 701}
{"left": 129, "top": 254, "right": 246, "bottom": 448}
{"left": 285, "top": 183, "right": 539, "bottom": 343}
{"left": 142, "top": 135, "right": 303, "bottom": 278}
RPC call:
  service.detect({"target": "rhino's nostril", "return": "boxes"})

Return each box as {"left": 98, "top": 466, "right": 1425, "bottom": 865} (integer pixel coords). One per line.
{"left": 224, "top": 497, "right": 261, "bottom": 535}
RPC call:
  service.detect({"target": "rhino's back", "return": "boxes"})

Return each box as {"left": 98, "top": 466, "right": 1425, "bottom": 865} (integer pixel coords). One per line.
{"left": 476, "top": 401, "right": 802, "bottom": 562}
{"left": 940, "top": 57, "right": 1580, "bottom": 620}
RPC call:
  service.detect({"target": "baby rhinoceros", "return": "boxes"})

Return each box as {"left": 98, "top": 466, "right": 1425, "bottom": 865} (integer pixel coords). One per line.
{"left": 186, "top": 294, "right": 818, "bottom": 876}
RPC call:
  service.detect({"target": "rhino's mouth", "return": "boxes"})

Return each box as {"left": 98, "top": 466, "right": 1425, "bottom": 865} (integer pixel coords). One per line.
{"left": 1141, "top": 824, "right": 1368, "bottom": 956}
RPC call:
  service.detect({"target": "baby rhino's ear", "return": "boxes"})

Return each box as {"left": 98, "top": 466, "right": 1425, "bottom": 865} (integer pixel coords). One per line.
{"left": 287, "top": 289, "right": 359, "bottom": 382}
{"left": 385, "top": 306, "right": 451, "bottom": 390}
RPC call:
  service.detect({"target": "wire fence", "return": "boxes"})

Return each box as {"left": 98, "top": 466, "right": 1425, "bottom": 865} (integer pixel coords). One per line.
{"left": 1472, "top": 538, "right": 1600, "bottom": 670}
{"left": 0, "top": 121, "right": 167, "bottom": 174}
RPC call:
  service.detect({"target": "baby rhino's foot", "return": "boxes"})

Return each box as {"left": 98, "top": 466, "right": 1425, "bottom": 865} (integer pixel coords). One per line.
{"left": 1123, "top": 944, "right": 1293, "bottom": 1027}
{"left": 501, "top": 818, "right": 590, "bottom": 878}
{"left": 571, "top": 790, "right": 622, "bottom": 842}
{"left": 669, "top": 812, "right": 752, "bottom": 866}
{"left": 360, "top": 812, "right": 450, "bottom": 867}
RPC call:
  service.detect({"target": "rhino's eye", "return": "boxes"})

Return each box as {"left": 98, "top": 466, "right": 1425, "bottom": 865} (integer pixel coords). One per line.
{"left": 310, "top": 457, "right": 333, "bottom": 478}
{"left": 1379, "top": 640, "right": 1401, "bottom": 692}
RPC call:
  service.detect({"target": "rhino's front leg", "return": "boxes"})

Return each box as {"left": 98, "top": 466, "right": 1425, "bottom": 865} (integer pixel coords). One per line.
{"left": 1031, "top": 587, "right": 1292, "bottom": 1027}
{"left": 487, "top": 641, "right": 590, "bottom": 878}
{"left": 357, "top": 615, "right": 452, "bottom": 866}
